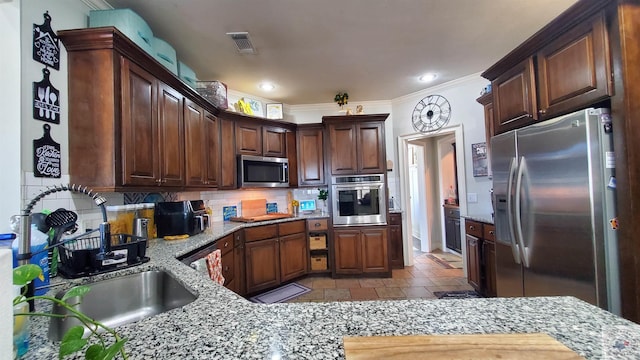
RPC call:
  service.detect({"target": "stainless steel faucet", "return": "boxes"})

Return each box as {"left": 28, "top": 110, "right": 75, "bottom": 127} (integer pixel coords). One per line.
{"left": 17, "top": 184, "right": 109, "bottom": 266}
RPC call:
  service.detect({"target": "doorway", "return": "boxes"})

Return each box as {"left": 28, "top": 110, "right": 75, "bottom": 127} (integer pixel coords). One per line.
{"left": 397, "top": 124, "right": 466, "bottom": 267}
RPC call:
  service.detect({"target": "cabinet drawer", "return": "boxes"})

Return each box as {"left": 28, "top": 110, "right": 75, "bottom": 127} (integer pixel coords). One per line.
{"left": 244, "top": 224, "right": 278, "bottom": 242}
{"left": 215, "top": 234, "right": 234, "bottom": 255}
{"left": 444, "top": 207, "right": 460, "bottom": 219}
{"left": 483, "top": 224, "right": 496, "bottom": 241}
{"left": 465, "top": 220, "right": 483, "bottom": 238}
{"left": 309, "top": 235, "right": 327, "bottom": 250}
{"left": 279, "top": 220, "right": 306, "bottom": 236}
{"left": 388, "top": 213, "right": 401, "bottom": 225}
{"left": 307, "top": 218, "right": 328, "bottom": 231}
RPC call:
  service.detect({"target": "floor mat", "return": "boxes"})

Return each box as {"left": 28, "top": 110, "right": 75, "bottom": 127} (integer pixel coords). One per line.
{"left": 433, "top": 290, "right": 482, "bottom": 299}
{"left": 426, "top": 253, "right": 463, "bottom": 269}
{"left": 249, "top": 283, "right": 311, "bottom": 304}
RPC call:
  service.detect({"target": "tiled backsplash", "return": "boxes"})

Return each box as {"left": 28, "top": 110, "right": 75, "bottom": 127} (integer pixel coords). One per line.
{"left": 20, "top": 172, "right": 330, "bottom": 231}
{"left": 21, "top": 172, "right": 123, "bottom": 231}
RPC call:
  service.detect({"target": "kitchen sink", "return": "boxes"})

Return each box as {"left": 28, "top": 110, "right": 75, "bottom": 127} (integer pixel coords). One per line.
{"left": 48, "top": 270, "right": 197, "bottom": 341}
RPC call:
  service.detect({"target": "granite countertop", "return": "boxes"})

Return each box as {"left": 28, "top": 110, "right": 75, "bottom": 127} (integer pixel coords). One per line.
{"left": 462, "top": 213, "right": 494, "bottom": 224}
{"left": 25, "top": 215, "right": 640, "bottom": 359}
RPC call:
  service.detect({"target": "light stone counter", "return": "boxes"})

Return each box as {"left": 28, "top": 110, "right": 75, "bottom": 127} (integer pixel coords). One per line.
{"left": 24, "top": 215, "right": 640, "bottom": 359}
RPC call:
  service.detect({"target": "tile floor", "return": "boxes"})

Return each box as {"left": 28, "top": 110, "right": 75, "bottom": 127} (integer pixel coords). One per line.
{"left": 287, "top": 252, "right": 473, "bottom": 302}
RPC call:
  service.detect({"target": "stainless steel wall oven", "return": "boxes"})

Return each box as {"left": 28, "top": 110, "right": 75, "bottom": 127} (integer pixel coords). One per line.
{"left": 331, "top": 174, "right": 386, "bottom": 226}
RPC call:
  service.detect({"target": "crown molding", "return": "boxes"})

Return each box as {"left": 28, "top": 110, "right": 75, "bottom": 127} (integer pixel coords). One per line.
{"left": 391, "top": 72, "right": 485, "bottom": 105}
{"left": 290, "top": 99, "right": 392, "bottom": 113}
{"left": 80, "top": 0, "right": 113, "bottom": 10}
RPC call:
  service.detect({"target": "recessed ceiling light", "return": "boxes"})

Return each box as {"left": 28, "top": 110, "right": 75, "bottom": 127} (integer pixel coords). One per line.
{"left": 259, "top": 82, "right": 275, "bottom": 91}
{"left": 419, "top": 73, "right": 437, "bottom": 82}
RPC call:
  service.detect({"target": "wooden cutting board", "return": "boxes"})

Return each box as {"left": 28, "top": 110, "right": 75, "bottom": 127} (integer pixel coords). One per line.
{"left": 229, "top": 213, "right": 292, "bottom": 222}
{"left": 343, "top": 333, "right": 584, "bottom": 360}
{"left": 241, "top": 199, "right": 267, "bottom": 218}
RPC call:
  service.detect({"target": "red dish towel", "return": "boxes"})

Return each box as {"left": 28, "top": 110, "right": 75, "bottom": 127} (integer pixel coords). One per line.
{"left": 205, "top": 249, "right": 225, "bottom": 285}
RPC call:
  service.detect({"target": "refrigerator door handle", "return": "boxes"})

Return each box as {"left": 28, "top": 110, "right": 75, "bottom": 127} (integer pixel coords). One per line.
{"left": 506, "top": 156, "right": 521, "bottom": 265}
{"left": 514, "top": 156, "right": 530, "bottom": 268}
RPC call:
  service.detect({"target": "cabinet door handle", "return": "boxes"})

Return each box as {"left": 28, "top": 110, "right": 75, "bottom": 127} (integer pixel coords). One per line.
{"left": 469, "top": 226, "right": 475, "bottom": 230}
{"left": 224, "top": 242, "right": 229, "bottom": 247}
{"left": 489, "top": 230, "right": 494, "bottom": 235}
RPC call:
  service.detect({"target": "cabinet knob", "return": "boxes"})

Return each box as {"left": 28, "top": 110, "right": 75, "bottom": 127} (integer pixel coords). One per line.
{"left": 155, "top": 179, "right": 162, "bottom": 184}
{"left": 162, "top": 179, "right": 167, "bottom": 183}
{"left": 469, "top": 226, "right": 475, "bottom": 230}
{"left": 224, "top": 242, "right": 229, "bottom": 247}
{"left": 489, "top": 230, "right": 494, "bottom": 235}
{"left": 539, "top": 109, "right": 547, "bottom": 115}
{"left": 224, "top": 266, "right": 229, "bottom": 271}
{"left": 314, "top": 223, "right": 321, "bottom": 227}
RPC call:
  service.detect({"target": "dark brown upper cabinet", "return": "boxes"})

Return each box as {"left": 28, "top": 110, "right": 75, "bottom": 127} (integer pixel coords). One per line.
{"left": 59, "top": 27, "right": 215, "bottom": 191}
{"left": 492, "top": 57, "right": 538, "bottom": 135}
{"left": 297, "top": 125, "right": 325, "bottom": 186}
{"left": 184, "top": 98, "right": 219, "bottom": 188}
{"left": 536, "top": 11, "right": 612, "bottom": 120}
{"left": 323, "top": 114, "right": 388, "bottom": 175}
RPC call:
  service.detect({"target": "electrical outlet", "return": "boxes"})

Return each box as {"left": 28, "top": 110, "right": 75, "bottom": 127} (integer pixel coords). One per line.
{"left": 467, "top": 193, "right": 478, "bottom": 203}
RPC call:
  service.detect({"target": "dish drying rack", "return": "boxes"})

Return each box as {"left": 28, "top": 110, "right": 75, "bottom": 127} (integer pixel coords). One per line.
{"left": 58, "top": 232, "right": 150, "bottom": 278}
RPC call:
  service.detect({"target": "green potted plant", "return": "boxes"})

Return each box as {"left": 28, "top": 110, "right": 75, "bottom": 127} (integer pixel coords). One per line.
{"left": 334, "top": 92, "right": 349, "bottom": 108}
{"left": 317, "top": 189, "right": 329, "bottom": 214}
{"left": 13, "top": 264, "right": 127, "bottom": 359}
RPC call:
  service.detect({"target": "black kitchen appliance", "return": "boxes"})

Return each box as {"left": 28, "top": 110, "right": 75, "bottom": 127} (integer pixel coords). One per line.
{"left": 155, "top": 200, "right": 209, "bottom": 237}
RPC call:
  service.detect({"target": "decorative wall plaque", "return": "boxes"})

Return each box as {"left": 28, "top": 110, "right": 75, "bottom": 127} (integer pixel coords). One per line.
{"left": 33, "top": 68, "right": 60, "bottom": 123}
{"left": 472, "top": 142, "right": 488, "bottom": 177}
{"left": 33, "top": 12, "right": 60, "bottom": 70}
{"left": 33, "top": 124, "right": 61, "bottom": 178}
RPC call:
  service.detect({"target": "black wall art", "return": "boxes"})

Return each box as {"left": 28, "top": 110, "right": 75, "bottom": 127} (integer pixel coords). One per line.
{"left": 33, "top": 11, "right": 60, "bottom": 70}
{"left": 33, "top": 68, "right": 60, "bottom": 123}
{"left": 33, "top": 124, "right": 61, "bottom": 178}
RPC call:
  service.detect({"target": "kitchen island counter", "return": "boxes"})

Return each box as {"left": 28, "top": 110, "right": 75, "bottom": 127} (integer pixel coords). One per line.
{"left": 25, "top": 216, "right": 640, "bottom": 359}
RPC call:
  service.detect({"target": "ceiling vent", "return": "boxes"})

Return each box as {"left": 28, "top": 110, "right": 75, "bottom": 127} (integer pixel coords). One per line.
{"left": 226, "top": 32, "right": 256, "bottom": 54}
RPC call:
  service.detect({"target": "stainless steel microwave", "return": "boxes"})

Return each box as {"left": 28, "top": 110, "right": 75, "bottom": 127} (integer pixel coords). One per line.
{"left": 238, "top": 155, "right": 289, "bottom": 188}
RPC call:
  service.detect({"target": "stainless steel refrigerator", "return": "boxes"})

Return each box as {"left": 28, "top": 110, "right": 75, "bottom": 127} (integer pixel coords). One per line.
{"left": 491, "top": 108, "right": 621, "bottom": 314}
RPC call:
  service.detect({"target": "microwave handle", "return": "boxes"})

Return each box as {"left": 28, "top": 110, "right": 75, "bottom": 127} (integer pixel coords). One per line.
{"left": 282, "top": 164, "right": 288, "bottom": 182}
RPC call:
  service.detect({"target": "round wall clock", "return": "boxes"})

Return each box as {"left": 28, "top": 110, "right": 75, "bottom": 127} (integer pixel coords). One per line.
{"left": 411, "top": 94, "right": 451, "bottom": 133}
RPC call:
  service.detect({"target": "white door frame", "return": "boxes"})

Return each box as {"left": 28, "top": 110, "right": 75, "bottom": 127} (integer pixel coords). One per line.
{"left": 407, "top": 143, "right": 429, "bottom": 252}
{"left": 397, "top": 124, "right": 466, "bottom": 266}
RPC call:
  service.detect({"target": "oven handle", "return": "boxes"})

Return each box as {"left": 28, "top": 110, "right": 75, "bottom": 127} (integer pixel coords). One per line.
{"left": 332, "top": 184, "right": 384, "bottom": 191}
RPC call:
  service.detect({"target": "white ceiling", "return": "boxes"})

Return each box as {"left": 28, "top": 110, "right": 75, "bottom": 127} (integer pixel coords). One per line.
{"left": 104, "top": 0, "right": 579, "bottom": 105}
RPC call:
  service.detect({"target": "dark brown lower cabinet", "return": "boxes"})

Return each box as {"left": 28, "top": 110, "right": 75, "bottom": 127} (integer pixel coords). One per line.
{"left": 361, "top": 229, "right": 389, "bottom": 273}
{"left": 389, "top": 213, "right": 404, "bottom": 269}
{"left": 334, "top": 226, "right": 389, "bottom": 276}
{"left": 482, "top": 224, "right": 497, "bottom": 297}
{"left": 334, "top": 230, "right": 362, "bottom": 275}
{"left": 466, "top": 234, "right": 481, "bottom": 291}
{"left": 280, "top": 232, "right": 308, "bottom": 282}
{"left": 244, "top": 221, "right": 307, "bottom": 294}
{"left": 464, "top": 219, "right": 497, "bottom": 297}
{"left": 245, "top": 238, "right": 280, "bottom": 294}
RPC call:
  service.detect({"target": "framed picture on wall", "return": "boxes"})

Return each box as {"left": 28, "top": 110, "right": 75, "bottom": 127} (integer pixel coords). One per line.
{"left": 472, "top": 142, "right": 488, "bottom": 177}
{"left": 266, "top": 103, "right": 283, "bottom": 119}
